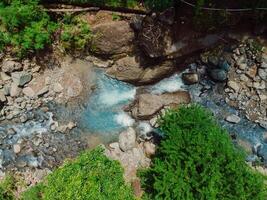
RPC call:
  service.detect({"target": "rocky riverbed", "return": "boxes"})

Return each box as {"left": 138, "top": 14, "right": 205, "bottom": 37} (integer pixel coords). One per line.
{"left": 0, "top": 9, "right": 266, "bottom": 195}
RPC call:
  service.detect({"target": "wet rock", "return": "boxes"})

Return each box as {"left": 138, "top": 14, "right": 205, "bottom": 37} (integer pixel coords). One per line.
{"left": 11, "top": 72, "right": 32, "bottom": 86}
{"left": 92, "top": 21, "right": 134, "bottom": 55}
{"left": 227, "top": 81, "right": 240, "bottom": 92}
{"left": 10, "top": 83, "right": 21, "bottom": 97}
{"left": 182, "top": 72, "right": 199, "bottom": 85}
{"left": 119, "top": 127, "right": 136, "bottom": 152}
{"left": 22, "top": 87, "right": 35, "bottom": 98}
{"left": 209, "top": 69, "right": 227, "bottom": 82}
{"left": 225, "top": 114, "right": 241, "bottom": 124}
{"left": 1, "top": 60, "right": 22, "bottom": 73}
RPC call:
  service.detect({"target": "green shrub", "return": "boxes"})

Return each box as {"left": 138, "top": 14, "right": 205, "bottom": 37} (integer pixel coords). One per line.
{"left": 0, "top": 0, "right": 57, "bottom": 57}
{"left": 21, "top": 147, "right": 135, "bottom": 200}
{"left": 140, "top": 105, "right": 266, "bottom": 200}
{"left": 0, "top": 175, "right": 15, "bottom": 200}
{"left": 59, "top": 15, "right": 94, "bottom": 53}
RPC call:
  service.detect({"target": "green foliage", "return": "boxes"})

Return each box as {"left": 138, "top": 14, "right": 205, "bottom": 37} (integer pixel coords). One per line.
{"left": 0, "top": 0, "right": 57, "bottom": 57}
{"left": 0, "top": 175, "right": 16, "bottom": 200}
{"left": 21, "top": 147, "right": 135, "bottom": 200}
{"left": 140, "top": 105, "right": 267, "bottom": 200}
{"left": 60, "top": 15, "right": 94, "bottom": 53}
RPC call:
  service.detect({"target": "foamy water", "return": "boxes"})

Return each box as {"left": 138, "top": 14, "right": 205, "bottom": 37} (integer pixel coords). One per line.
{"left": 79, "top": 70, "right": 137, "bottom": 134}
{"left": 115, "top": 112, "right": 135, "bottom": 127}
{"left": 150, "top": 73, "right": 185, "bottom": 94}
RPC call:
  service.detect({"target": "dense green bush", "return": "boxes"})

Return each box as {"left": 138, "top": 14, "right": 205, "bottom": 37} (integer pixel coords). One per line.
{"left": 140, "top": 105, "right": 266, "bottom": 200}
{"left": 0, "top": 0, "right": 57, "bottom": 57}
{"left": 21, "top": 147, "right": 135, "bottom": 200}
{"left": 59, "top": 15, "right": 94, "bottom": 53}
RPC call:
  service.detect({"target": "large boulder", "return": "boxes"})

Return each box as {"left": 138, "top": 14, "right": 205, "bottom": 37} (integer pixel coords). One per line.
{"left": 106, "top": 56, "right": 175, "bottom": 85}
{"left": 132, "top": 91, "right": 191, "bottom": 119}
{"left": 92, "top": 21, "right": 134, "bottom": 55}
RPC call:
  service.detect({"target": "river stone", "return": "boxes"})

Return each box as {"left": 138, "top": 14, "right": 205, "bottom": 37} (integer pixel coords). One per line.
{"left": 209, "top": 69, "right": 227, "bottom": 82}
{"left": 36, "top": 86, "right": 49, "bottom": 97}
{"left": 53, "top": 83, "right": 64, "bottom": 93}
{"left": 22, "top": 87, "right": 35, "bottom": 98}
{"left": 0, "top": 90, "right": 6, "bottom": 102}
{"left": 92, "top": 21, "right": 134, "bottom": 55}
{"left": 245, "top": 65, "right": 257, "bottom": 79}
{"left": 227, "top": 81, "right": 240, "bottom": 92}
{"left": 225, "top": 114, "right": 241, "bottom": 124}
{"left": 182, "top": 72, "right": 199, "bottom": 85}
{"left": 258, "top": 68, "right": 267, "bottom": 81}
{"left": 1, "top": 60, "right": 22, "bottom": 73}
{"left": 13, "top": 144, "right": 21, "bottom": 154}
{"left": 0, "top": 72, "right": 11, "bottom": 81}
{"left": 107, "top": 56, "right": 175, "bottom": 85}
{"left": 10, "top": 83, "right": 21, "bottom": 97}
{"left": 119, "top": 127, "right": 136, "bottom": 152}
{"left": 11, "top": 72, "right": 32, "bottom": 86}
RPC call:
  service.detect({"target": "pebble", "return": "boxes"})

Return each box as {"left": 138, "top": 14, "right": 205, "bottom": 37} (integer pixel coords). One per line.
{"left": 225, "top": 114, "right": 241, "bottom": 124}
{"left": 13, "top": 144, "right": 21, "bottom": 154}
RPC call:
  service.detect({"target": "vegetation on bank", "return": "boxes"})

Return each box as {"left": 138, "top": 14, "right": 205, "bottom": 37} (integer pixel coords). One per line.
{"left": 21, "top": 147, "right": 135, "bottom": 200}
{"left": 1, "top": 105, "right": 266, "bottom": 199}
{"left": 0, "top": 0, "right": 94, "bottom": 57}
{"left": 140, "top": 105, "right": 267, "bottom": 200}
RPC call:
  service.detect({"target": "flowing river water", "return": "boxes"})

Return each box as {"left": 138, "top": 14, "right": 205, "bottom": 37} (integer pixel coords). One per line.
{"left": 0, "top": 65, "right": 266, "bottom": 172}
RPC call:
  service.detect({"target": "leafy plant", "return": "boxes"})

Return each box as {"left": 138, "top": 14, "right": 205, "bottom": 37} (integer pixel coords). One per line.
{"left": 59, "top": 15, "right": 94, "bottom": 53}
{"left": 0, "top": 0, "right": 57, "bottom": 57}
{"left": 140, "top": 105, "right": 267, "bottom": 200}
{"left": 21, "top": 147, "right": 135, "bottom": 200}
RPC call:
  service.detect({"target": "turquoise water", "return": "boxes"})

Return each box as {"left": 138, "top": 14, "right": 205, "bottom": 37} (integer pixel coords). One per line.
{"left": 78, "top": 70, "right": 136, "bottom": 134}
